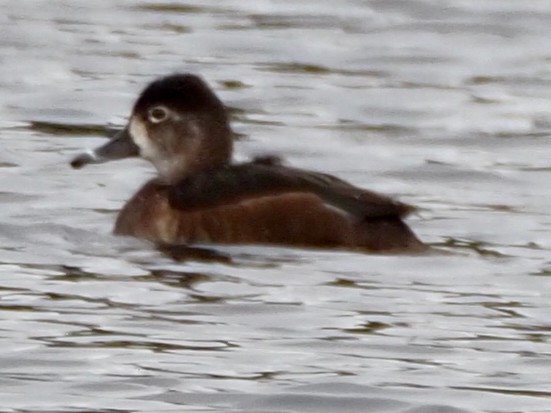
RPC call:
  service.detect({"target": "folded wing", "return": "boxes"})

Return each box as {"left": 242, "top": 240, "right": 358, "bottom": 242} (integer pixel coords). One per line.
{"left": 168, "top": 160, "right": 414, "bottom": 219}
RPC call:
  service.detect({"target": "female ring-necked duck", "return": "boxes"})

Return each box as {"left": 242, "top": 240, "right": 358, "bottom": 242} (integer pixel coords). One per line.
{"left": 71, "top": 74, "right": 425, "bottom": 252}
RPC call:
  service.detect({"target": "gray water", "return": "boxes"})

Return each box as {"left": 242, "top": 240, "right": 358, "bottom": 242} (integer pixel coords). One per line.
{"left": 1, "top": 1, "right": 551, "bottom": 412}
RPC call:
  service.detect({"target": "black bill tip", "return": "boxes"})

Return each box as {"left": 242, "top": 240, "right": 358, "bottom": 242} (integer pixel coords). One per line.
{"left": 70, "top": 151, "right": 96, "bottom": 169}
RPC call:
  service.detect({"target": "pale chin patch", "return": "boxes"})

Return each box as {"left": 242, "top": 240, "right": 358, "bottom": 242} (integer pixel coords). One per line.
{"left": 128, "top": 116, "right": 185, "bottom": 182}
{"left": 129, "top": 117, "right": 154, "bottom": 159}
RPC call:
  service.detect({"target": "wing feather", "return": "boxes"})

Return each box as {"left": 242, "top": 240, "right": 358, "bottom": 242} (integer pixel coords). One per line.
{"left": 168, "top": 161, "right": 414, "bottom": 219}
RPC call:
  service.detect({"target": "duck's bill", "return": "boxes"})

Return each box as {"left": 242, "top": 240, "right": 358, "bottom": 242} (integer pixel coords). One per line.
{"left": 70, "top": 128, "right": 139, "bottom": 169}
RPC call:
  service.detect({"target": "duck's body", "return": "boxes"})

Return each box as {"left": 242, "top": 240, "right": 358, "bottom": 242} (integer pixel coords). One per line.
{"left": 113, "top": 171, "right": 422, "bottom": 251}
{"left": 71, "top": 74, "right": 424, "bottom": 253}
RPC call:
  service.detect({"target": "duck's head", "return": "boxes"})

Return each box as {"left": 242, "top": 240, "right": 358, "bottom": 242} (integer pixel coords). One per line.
{"left": 71, "top": 74, "right": 233, "bottom": 183}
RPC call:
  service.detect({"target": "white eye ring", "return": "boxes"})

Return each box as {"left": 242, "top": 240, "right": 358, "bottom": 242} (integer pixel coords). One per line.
{"left": 148, "top": 106, "right": 170, "bottom": 124}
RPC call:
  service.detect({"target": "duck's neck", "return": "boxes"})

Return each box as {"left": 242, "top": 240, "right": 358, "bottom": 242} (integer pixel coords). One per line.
{"left": 155, "top": 146, "right": 232, "bottom": 184}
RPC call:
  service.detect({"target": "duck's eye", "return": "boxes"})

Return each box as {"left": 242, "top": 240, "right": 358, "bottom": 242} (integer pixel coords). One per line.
{"left": 148, "top": 106, "right": 169, "bottom": 123}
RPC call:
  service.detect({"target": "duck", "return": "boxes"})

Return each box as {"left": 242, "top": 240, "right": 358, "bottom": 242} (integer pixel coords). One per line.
{"left": 70, "top": 73, "right": 425, "bottom": 253}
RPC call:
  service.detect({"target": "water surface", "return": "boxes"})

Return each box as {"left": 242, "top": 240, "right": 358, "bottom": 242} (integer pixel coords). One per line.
{"left": 1, "top": 1, "right": 551, "bottom": 412}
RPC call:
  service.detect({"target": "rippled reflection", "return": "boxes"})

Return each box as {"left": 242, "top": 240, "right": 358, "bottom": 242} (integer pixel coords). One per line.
{"left": 0, "top": 1, "right": 550, "bottom": 412}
